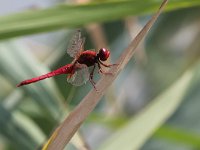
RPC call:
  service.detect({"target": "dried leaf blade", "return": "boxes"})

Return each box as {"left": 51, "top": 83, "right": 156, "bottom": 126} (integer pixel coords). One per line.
{"left": 44, "top": 0, "right": 168, "bottom": 149}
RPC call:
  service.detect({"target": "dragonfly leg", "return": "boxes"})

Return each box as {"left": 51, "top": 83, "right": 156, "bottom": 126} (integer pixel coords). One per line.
{"left": 90, "top": 80, "right": 97, "bottom": 91}
{"left": 89, "top": 65, "right": 95, "bottom": 82}
{"left": 89, "top": 65, "right": 97, "bottom": 90}
{"left": 67, "top": 74, "right": 72, "bottom": 79}
{"left": 99, "top": 61, "right": 118, "bottom": 68}
{"left": 97, "top": 62, "right": 113, "bottom": 75}
{"left": 67, "top": 71, "right": 75, "bottom": 79}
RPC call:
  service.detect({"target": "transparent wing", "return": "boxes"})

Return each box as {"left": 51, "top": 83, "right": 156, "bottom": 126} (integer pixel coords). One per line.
{"left": 67, "top": 30, "right": 85, "bottom": 58}
{"left": 67, "top": 64, "right": 89, "bottom": 86}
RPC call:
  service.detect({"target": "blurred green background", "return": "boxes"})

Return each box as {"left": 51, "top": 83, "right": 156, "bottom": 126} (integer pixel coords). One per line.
{"left": 0, "top": 0, "right": 200, "bottom": 150}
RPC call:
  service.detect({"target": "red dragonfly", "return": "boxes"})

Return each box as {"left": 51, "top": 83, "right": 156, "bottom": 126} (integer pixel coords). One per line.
{"left": 17, "top": 30, "right": 116, "bottom": 89}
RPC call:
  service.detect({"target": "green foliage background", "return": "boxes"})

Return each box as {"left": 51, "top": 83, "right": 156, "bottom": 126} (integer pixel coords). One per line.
{"left": 0, "top": 0, "right": 200, "bottom": 150}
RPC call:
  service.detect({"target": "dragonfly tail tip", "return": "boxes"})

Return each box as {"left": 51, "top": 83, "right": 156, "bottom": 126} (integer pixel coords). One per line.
{"left": 16, "top": 83, "right": 22, "bottom": 87}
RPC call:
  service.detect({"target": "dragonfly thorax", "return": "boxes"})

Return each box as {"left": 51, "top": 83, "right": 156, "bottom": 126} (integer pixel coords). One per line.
{"left": 77, "top": 50, "right": 97, "bottom": 67}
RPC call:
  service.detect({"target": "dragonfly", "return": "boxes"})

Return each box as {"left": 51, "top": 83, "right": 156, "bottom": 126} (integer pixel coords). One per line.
{"left": 17, "top": 30, "right": 116, "bottom": 89}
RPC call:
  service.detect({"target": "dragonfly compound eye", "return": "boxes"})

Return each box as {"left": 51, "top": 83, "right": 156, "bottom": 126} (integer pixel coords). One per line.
{"left": 99, "top": 48, "right": 110, "bottom": 61}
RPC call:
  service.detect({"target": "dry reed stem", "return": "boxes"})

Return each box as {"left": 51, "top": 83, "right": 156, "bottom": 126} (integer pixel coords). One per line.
{"left": 44, "top": 0, "right": 168, "bottom": 149}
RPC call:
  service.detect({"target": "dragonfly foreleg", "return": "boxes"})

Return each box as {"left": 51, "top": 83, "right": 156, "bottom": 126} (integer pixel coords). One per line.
{"left": 98, "top": 61, "right": 118, "bottom": 68}
{"left": 97, "top": 62, "right": 112, "bottom": 75}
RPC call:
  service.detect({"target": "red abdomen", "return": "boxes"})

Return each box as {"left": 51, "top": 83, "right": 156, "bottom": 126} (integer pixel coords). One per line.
{"left": 77, "top": 50, "right": 97, "bottom": 67}
{"left": 17, "top": 64, "right": 73, "bottom": 87}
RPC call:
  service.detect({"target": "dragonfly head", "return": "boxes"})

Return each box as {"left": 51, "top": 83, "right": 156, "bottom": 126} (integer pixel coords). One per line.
{"left": 98, "top": 48, "right": 110, "bottom": 61}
